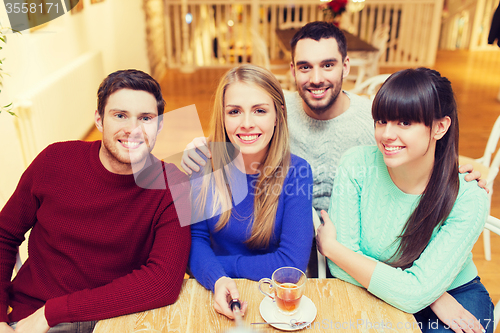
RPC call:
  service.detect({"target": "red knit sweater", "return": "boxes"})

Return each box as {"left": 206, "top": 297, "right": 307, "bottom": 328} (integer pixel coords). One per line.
{"left": 0, "top": 141, "right": 191, "bottom": 326}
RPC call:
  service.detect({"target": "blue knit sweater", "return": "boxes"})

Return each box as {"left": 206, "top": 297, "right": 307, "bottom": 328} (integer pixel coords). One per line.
{"left": 189, "top": 154, "right": 314, "bottom": 292}
{"left": 327, "top": 146, "right": 488, "bottom": 313}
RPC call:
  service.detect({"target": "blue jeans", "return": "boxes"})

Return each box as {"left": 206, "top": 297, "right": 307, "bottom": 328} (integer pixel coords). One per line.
{"left": 414, "top": 276, "right": 494, "bottom": 333}
{"left": 10, "top": 320, "right": 97, "bottom": 333}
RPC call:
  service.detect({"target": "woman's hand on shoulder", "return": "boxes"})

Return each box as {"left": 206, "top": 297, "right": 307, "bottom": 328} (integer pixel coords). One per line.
{"left": 213, "top": 276, "right": 248, "bottom": 320}
{"left": 459, "top": 164, "right": 489, "bottom": 193}
{"left": 430, "top": 292, "right": 484, "bottom": 333}
{"left": 181, "top": 137, "right": 211, "bottom": 175}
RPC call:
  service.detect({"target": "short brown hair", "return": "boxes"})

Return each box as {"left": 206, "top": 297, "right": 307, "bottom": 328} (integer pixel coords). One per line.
{"left": 290, "top": 21, "right": 347, "bottom": 62}
{"left": 97, "top": 69, "right": 165, "bottom": 119}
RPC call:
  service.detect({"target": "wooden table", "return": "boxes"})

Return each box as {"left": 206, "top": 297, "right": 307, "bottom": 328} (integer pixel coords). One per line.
{"left": 93, "top": 278, "right": 421, "bottom": 333}
{"left": 275, "top": 28, "right": 378, "bottom": 54}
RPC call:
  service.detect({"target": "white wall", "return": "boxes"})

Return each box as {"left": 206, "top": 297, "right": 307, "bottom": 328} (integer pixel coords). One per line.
{"left": 0, "top": 0, "right": 149, "bottom": 208}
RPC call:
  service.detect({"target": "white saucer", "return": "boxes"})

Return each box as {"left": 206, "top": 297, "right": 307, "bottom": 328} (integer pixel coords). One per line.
{"left": 259, "top": 295, "right": 317, "bottom": 331}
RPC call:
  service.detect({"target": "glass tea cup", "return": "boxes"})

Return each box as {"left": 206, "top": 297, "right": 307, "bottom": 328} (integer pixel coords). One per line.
{"left": 258, "top": 267, "right": 306, "bottom": 316}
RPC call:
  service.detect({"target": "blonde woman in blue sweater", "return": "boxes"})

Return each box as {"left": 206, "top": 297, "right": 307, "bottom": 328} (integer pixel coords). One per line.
{"left": 316, "top": 68, "right": 493, "bottom": 333}
{"left": 189, "top": 65, "right": 313, "bottom": 320}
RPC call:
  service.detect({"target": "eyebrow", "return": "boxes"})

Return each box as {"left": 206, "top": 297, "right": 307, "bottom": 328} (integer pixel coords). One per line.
{"left": 295, "top": 58, "right": 339, "bottom": 66}
{"left": 321, "top": 58, "right": 338, "bottom": 64}
{"left": 109, "top": 109, "right": 158, "bottom": 116}
{"left": 225, "top": 103, "right": 270, "bottom": 108}
{"left": 295, "top": 61, "right": 310, "bottom": 66}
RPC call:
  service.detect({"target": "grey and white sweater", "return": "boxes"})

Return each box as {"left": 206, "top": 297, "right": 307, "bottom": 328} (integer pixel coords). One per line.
{"left": 284, "top": 90, "right": 375, "bottom": 214}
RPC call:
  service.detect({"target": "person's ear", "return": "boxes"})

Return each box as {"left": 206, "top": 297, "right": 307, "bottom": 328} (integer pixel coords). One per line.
{"left": 95, "top": 110, "right": 103, "bottom": 133}
{"left": 290, "top": 62, "right": 296, "bottom": 79}
{"left": 342, "top": 55, "right": 351, "bottom": 79}
{"left": 433, "top": 116, "right": 452, "bottom": 140}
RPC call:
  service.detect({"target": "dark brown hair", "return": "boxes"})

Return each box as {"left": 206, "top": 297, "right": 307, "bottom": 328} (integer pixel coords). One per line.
{"left": 290, "top": 21, "right": 347, "bottom": 63}
{"left": 372, "top": 68, "right": 459, "bottom": 270}
{"left": 97, "top": 69, "right": 165, "bottom": 118}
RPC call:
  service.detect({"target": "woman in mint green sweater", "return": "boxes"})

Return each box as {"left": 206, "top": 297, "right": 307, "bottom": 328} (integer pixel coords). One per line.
{"left": 316, "top": 68, "right": 493, "bottom": 333}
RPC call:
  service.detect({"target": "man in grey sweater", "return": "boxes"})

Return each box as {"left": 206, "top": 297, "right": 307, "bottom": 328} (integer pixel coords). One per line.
{"left": 285, "top": 22, "right": 374, "bottom": 214}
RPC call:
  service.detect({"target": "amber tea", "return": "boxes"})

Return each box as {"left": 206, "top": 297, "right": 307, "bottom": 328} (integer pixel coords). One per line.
{"left": 258, "top": 267, "right": 306, "bottom": 316}
{"left": 275, "top": 283, "right": 302, "bottom": 313}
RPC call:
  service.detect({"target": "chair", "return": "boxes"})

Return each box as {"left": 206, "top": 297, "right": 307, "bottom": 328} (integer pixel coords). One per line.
{"left": 484, "top": 215, "right": 500, "bottom": 331}
{"left": 347, "top": 24, "right": 390, "bottom": 87}
{"left": 365, "top": 24, "right": 390, "bottom": 78}
{"left": 250, "top": 29, "right": 294, "bottom": 91}
{"left": 312, "top": 207, "right": 327, "bottom": 279}
{"left": 459, "top": 115, "right": 500, "bottom": 261}
{"left": 347, "top": 74, "right": 391, "bottom": 101}
{"left": 346, "top": 58, "right": 369, "bottom": 89}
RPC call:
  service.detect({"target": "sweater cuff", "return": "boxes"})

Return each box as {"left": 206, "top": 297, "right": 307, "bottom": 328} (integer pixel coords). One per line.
{"left": 367, "top": 263, "right": 421, "bottom": 314}
{"left": 44, "top": 295, "right": 70, "bottom": 327}
{"left": 367, "top": 263, "right": 394, "bottom": 296}
{"left": 204, "top": 268, "right": 226, "bottom": 293}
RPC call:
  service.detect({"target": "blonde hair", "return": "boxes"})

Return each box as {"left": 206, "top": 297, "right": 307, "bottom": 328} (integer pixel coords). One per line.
{"left": 195, "top": 64, "right": 290, "bottom": 249}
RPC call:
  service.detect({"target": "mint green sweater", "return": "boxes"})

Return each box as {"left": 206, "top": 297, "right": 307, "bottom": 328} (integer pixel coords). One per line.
{"left": 327, "top": 146, "right": 488, "bottom": 314}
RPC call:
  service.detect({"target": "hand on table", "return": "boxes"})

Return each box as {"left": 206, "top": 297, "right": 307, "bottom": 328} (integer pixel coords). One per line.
{"left": 14, "top": 306, "right": 50, "bottom": 333}
{"left": 459, "top": 164, "right": 488, "bottom": 193}
{"left": 0, "top": 322, "right": 15, "bottom": 333}
{"left": 430, "top": 292, "right": 484, "bottom": 333}
{"left": 180, "top": 137, "right": 211, "bottom": 175}
{"left": 214, "top": 276, "right": 248, "bottom": 320}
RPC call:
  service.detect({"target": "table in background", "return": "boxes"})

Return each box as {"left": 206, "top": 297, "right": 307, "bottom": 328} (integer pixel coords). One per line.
{"left": 275, "top": 28, "right": 378, "bottom": 55}
{"left": 93, "top": 278, "right": 421, "bottom": 333}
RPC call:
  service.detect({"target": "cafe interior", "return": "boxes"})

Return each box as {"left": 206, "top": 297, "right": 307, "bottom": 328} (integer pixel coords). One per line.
{"left": 0, "top": 0, "right": 499, "bottom": 331}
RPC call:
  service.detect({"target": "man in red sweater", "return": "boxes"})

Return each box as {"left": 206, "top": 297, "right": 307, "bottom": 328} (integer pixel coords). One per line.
{"left": 0, "top": 70, "right": 191, "bottom": 333}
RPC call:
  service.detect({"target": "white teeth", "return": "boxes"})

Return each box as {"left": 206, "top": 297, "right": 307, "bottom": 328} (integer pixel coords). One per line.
{"left": 311, "top": 89, "right": 326, "bottom": 95}
{"left": 239, "top": 135, "right": 258, "bottom": 141}
{"left": 122, "top": 141, "right": 141, "bottom": 148}
{"left": 385, "top": 146, "right": 403, "bottom": 151}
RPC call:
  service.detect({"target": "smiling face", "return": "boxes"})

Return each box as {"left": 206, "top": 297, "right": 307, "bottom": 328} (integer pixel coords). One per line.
{"left": 223, "top": 81, "right": 277, "bottom": 172}
{"left": 374, "top": 120, "right": 436, "bottom": 172}
{"left": 291, "top": 38, "right": 349, "bottom": 118}
{"left": 95, "top": 88, "right": 162, "bottom": 174}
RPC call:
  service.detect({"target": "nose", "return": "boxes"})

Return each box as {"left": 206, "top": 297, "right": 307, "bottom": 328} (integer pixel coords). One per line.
{"left": 124, "top": 118, "right": 140, "bottom": 135}
{"left": 241, "top": 112, "right": 255, "bottom": 129}
{"left": 381, "top": 123, "right": 397, "bottom": 141}
{"left": 310, "top": 67, "right": 324, "bottom": 86}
